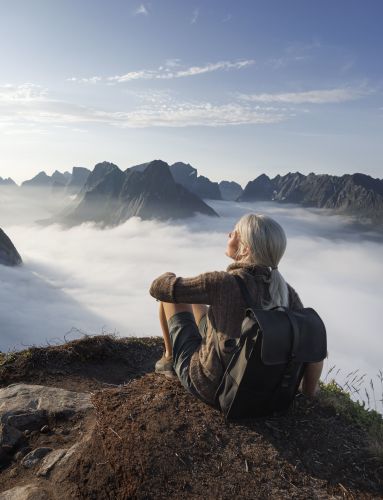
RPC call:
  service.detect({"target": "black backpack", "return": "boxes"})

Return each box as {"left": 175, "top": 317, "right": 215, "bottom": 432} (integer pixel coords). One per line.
{"left": 212, "top": 275, "right": 327, "bottom": 420}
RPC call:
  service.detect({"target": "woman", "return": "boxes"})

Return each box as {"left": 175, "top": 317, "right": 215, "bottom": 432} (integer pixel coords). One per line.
{"left": 149, "top": 213, "right": 323, "bottom": 407}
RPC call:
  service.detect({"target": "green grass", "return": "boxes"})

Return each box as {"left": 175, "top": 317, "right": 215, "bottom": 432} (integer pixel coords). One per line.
{"left": 320, "top": 379, "right": 383, "bottom": 461}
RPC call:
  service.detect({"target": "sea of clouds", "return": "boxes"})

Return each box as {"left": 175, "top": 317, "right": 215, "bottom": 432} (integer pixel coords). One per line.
{"left": 0, "top": 187, "right": 382, "bottom": 410}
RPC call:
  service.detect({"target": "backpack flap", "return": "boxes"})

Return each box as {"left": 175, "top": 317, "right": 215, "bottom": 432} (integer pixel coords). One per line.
{"left": 250, "top": 307, "right": 327, "bottom": 365}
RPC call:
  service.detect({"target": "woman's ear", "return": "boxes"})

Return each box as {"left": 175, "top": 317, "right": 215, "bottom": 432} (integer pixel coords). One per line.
{"left": 242, "top": 246, "right": 251, "bottom": 257}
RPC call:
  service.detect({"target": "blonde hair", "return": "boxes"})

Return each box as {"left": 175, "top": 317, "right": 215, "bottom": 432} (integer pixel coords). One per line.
{"left": 235, "top": 213, "right": 289, "bottom": 308}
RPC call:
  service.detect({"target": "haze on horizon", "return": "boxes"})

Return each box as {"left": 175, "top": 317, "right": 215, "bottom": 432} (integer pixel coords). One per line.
{"left": 1, "top": 0, "right": 382, "bottom": 185}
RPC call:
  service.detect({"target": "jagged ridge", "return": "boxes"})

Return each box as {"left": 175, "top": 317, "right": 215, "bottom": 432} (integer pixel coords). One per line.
{"left": 63, "top": 160, "right": 218, "bottom": 225}
{"left": 239, "top": 172, "right": 383, "bottom": 225}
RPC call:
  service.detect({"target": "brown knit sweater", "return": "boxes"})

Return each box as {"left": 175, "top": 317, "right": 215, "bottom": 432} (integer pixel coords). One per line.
{"left": 149, "top": 261, "right": 304, "bottom": 405}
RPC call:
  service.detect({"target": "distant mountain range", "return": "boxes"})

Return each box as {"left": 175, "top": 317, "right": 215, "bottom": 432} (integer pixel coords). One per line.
{"left": 19, "top": 167, "right": 91, "bottom": 195}
{"left": 129, "top": 161, "right": 230, "bottom": 200}
{"left": 0, "top": 177, "right": 16, "bottom": 186}
{"left": 2, "top": 161, "right": 382, "bottom": 228}
{"left": 59, "top": 160, "right": 218, "bottom": 226}
{"left": 239, "top": 172, "right": 383, "bottom": 225}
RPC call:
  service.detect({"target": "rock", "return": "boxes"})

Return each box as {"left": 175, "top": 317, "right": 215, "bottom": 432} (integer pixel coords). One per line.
{"left": 22, "top": 447, "right": 53, "bottom": 468}
{"left": 0, "top": 447, "right": 7, "bottom": 465}
{"left": 15, "top": 447, "right": 31, "bottom": 461}
{"left": 0, "top": 384, "right": 92, "bottom": 422}
{"left": 56, "top": 442, "right": 80, "bottom": 466}
{"left": 0, "top": 484, "right": 52, "bottom": 500}
{"left": 0, "top": 423, "right": 23, "bottom": 450}
{"left": 0, "top": 228, "right": 22, "bottom": 266}
{"left": 37, "top": 449, "right": 67, "bottom": 477}
{"left": 6, "top": 410, "right": 47, "bottom": 431}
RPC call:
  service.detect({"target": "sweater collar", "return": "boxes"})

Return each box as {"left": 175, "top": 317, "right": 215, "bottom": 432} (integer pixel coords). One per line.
{"left": 226, "top": 261, "right": 271, "bottom": 277}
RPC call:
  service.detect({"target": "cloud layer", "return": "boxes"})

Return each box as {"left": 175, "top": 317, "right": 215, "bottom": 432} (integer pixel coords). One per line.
{"left": 0, "top": 190, "right": 382, "bottom": 411}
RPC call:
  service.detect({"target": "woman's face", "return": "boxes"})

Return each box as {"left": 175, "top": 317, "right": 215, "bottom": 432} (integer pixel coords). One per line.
{"left": 225, "top": 229, "right": 240, "bottom": 260}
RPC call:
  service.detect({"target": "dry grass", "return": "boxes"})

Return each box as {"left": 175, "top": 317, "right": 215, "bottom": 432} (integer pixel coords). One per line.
{"left": 320, "top": 378, "right": 383, "bottom": 462}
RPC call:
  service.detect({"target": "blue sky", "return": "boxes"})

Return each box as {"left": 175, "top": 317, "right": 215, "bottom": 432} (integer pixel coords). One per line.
{"left": 0, "top": 0, "right": 382, "bottom": 185}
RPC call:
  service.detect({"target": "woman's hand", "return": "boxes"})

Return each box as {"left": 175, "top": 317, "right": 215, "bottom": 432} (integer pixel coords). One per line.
{"left": 149, "top": 272, "right": 177, "bottom": 302}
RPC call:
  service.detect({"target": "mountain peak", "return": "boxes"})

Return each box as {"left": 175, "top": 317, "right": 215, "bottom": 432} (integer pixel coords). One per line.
{"left": 21, "top": 171, "right": 52, "bottom": 187}
{"left": 0, "top": 228, "right": 22, "bottom": 266}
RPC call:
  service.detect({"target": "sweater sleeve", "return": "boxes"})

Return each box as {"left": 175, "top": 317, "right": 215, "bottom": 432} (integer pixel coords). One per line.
{"left": 149, "top": 270, "right": 228, "bottom": 305}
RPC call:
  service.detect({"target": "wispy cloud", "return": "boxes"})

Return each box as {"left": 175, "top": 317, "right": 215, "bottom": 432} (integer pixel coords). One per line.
{"left": 104, "top": 59, "right": 254, "bottom": 83}
{"left": 222, "top": 13, "right": 232, "bottom": 23}
{"left": 267, "top": 40, "right": 321, "bottom": 70}
{"left": 67, "top": 59, "right": 254, "bottom": 85}
{"left": 4, "top": 81, "right": 366, "bottom": 132}
{"left": 191, "top": 8, "right": 199, "bottom": 24}
{"left": 95, "top": 101, "right": 286, "bottom": 128}
{"left": 0, "top": 83, "right": 48, "bottom": 103}
{"left": 66, "top": 76, "right": 102, "bottom": 84}
{"left": 0, "top": 84, "right": 288, "bottom": 130}
{"left": 339, "top": 59, "right": 355, "bottom": 75}
{"left": 164, "top": 58, "right": 181, "bottom": 68}
{"left": 134, "top": 3, "right": 149, "bottom": 16}
{"left": 238, "top": 87, "right": 368, "bottom": 104}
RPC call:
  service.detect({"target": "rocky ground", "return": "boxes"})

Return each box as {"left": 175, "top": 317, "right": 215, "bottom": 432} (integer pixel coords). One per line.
{"left": 0, "top": 335, "right": 382, "bottom": 499}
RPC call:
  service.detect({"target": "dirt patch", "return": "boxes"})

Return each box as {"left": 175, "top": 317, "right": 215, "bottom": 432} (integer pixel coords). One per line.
{"left": 0, "top": 335, "right": 163, "bottom": 392}
{"left": 68, "top": 374, "right": 382, "bottom": 499}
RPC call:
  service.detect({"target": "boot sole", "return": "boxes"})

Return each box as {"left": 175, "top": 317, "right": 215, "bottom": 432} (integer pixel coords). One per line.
{"left": 155, "top": 368, "right": 177, "bottom": 379}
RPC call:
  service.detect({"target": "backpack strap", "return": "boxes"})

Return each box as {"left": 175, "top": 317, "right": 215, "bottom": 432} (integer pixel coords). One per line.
{"left": 212, "top": 273, "right": 255, "bottom": 368}
{"left": 233, "top": 274, "right": 258, "bottom": 311}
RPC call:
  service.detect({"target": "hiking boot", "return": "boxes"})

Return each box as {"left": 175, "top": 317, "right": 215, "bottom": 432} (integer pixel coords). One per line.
{"left": 155, "top": 353, "right": 176, "bottom": 379}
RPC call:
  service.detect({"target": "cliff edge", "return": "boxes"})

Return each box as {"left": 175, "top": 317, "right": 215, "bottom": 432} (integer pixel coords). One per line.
{"left": 0, "top": 336, "right": 382, "bottom": 499}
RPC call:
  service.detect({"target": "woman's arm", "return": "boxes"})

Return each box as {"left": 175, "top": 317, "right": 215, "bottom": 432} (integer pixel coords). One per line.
{"left": 149, "top": 270, "right": 229, "bottom": 305}
{"left": 301, "top": 360, "right": 324, "bottom": 397}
